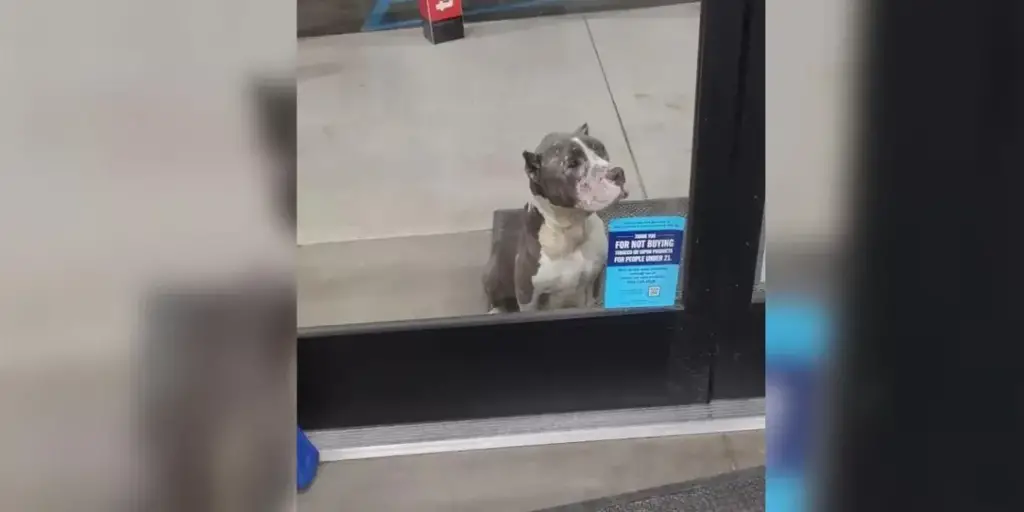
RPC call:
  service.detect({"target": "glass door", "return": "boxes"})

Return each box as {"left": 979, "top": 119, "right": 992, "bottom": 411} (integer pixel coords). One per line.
{"left": 296, "top": 0, "right": 764, "bottom": 430}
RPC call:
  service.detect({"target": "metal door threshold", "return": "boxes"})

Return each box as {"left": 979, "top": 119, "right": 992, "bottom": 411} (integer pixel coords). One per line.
{"left": 308, "top": 398, "right": 765, "bottom": 461}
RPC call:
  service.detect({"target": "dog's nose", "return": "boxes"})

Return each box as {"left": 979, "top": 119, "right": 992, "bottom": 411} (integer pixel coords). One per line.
{"left": 607, "top": 167, "right": 625, "bottom": 185}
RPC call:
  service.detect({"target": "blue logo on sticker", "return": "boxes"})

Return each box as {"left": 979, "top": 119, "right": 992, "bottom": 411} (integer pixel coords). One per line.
{"left": 604, "top": 216, "right": 685, "bottom": 309}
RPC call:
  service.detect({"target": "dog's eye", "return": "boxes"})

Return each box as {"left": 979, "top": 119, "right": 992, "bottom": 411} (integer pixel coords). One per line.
{"left": 568, "top": 157, "right": 584, "bottom": 168}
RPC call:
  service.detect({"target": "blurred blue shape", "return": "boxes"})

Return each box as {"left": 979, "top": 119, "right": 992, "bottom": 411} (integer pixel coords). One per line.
{"left": 767, "top": 299, "right": 829, "bottom": 363}
{"left": 767, "top": 297, "right": 831, "bottom": 512}
{"left": 363, "top": 0, "right": 396, "bottom": 31}
{"left": 767, "top": 474, "right": 806, "bottom": 512}
{"left": 297, "top": 427, "right": 320, "bottom": 492}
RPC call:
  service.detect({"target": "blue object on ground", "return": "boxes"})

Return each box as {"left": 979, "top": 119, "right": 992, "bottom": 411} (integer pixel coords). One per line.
{"left": 297, "top": 427, "right": 320, "bottom": 492}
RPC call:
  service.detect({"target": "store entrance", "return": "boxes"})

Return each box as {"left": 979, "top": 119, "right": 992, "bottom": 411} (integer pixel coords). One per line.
{"left": 297, "top": 0, "right": 763, "bottom": 434}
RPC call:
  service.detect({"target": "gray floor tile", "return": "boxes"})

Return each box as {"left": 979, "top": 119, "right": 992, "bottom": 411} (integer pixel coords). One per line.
{"left": 298, "top": 230, "right": 493, "bottom": 327}
{"left": 298, "top": 434, "right": 734, "bottom": 512}
{"left": 585, "top": 4, "right": 701, "bottom": 199}
{"left": 724, "top": 430, "right": 766, "bottom": 470}
{"left": 298, "top": 16, "right": 643, "bottom": 244}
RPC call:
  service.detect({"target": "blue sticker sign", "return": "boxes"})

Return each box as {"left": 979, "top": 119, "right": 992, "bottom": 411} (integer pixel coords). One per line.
{"left": 604, "top": 216, "right": 685, "bottom": 309}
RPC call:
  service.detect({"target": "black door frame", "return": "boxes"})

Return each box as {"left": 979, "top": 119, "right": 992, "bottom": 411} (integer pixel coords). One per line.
{"left": 298, "top": 0, "right": 765, "bottom": 430}
{"left": 695, "top": 0, "right": 765, "bottom": 401}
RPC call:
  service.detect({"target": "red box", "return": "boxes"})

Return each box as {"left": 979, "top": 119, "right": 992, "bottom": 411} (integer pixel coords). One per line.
{"left": 419, "top": 0, "right": 465, "bottom": 44}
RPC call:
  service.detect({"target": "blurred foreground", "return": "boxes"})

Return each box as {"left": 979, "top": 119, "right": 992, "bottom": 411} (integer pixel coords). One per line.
{"left": 0, "top": 1, "right": 294, "bottom": 510}
{"left": 770, "top": 0, "right": 1024, "bottom": 510}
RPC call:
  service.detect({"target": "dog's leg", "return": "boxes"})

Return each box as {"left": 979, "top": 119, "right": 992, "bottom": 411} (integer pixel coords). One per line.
{"left": 574, "top": 282, "right": 591, "bottom": 309}
{"left": 587, "top": 270, "right": 605, "bottom": 308}
{"left": 518, "top": 291, "right": 550, "bottom": 312}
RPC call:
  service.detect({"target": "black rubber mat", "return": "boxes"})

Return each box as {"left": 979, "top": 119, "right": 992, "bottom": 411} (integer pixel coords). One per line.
{"left": 535, "top": 466, "right": 765, "bottom": 512}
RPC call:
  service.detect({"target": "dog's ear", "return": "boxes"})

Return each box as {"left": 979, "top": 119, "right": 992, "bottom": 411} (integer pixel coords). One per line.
{"left": 573, "top": 123, "right": 589, "bottom": 136}
{"left": 522, "top": 150, "right": 541, "bottom": 181}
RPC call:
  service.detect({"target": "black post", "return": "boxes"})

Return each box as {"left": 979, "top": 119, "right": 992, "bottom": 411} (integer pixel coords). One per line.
{"left": 824, "top": 0, "right": 1024, "bottom": 509}
{"left": 678, "top": 0, "right": 765, "bottom": 401}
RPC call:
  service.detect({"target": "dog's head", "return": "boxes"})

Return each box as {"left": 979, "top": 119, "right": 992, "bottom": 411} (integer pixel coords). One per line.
{"left": 523, "top": 123, "right": 628, "bottom": 213}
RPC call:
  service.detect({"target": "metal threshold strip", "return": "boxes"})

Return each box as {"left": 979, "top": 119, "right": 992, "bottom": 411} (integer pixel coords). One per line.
{"left": 307, "top": 398, "right": 765, "bottom": 462}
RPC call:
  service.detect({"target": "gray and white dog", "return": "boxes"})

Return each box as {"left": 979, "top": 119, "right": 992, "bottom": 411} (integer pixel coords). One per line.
{"left": 484, "top": 124, "right": 628, "bottom": 313}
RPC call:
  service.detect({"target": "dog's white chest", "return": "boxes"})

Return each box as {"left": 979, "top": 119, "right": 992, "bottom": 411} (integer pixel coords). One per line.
{"left": 533, "top": 214, "right": 608, "bottom": 307}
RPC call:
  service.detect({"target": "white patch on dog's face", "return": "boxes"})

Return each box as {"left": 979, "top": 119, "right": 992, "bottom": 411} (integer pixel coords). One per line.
{"left": 524, "top": 128, "right": 627, "bottom": 213}
{"left": 571, "top": 137, "right": 626, "bottom": 212}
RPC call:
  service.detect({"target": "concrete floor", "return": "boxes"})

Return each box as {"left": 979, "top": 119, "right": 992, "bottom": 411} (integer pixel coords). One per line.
{"left": 297, "top": 4, "right": 702, "bottom": 327}
{"left": 297, "top": 4, "right": 699, "bottom": 244}
{"left": 298, "top": 431, "right": 764, "bottom": 512}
